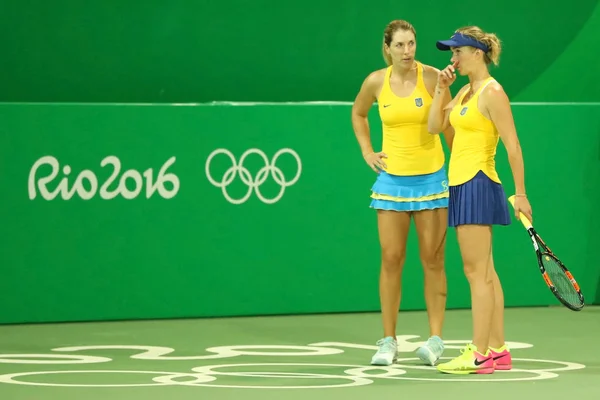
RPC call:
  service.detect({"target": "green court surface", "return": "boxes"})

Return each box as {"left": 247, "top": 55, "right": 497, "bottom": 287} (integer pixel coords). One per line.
{"left": 0, "top": 306, "right": 598, "bottom": 400}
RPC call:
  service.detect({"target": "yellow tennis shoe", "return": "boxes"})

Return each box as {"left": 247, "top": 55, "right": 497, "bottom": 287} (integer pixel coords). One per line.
{"left": 437, "top": 344, "right": 495, "bottom": 374}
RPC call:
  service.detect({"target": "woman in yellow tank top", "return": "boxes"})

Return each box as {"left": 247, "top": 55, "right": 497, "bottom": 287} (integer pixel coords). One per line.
{"left": 351, "top": 20, "right": 454, "bottom": 367}
{"left": 428, "top": 26, "right": 534, "bottom": 375}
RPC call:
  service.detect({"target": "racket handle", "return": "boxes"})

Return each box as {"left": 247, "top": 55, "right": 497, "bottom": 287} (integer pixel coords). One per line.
{"left": 507, "top": 195, "right": 533, "bottom": 229}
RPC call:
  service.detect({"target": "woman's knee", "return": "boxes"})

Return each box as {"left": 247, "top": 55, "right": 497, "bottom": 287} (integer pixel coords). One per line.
{"left": 381, "top": 247, "right": 406, "bottom": 273}
{"left": 463, "top": 261, "right": 493, "bottom": 285}
{"left": 456, "top": 225, "right": 493, "bottom": 282}
{"left": 419, "top": 244, "right": 445, "bottom": 272}
{"left": 377, "top": 210, "right": 411, "bottom": 273}
{"left": 414, "top": 209, "right": 447, "bottom": 270}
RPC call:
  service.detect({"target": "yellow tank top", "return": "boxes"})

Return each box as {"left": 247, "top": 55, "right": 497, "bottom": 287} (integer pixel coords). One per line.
{"left": 377, "top": 62, "right": 445, "bottom": 176}
{"left": 448, "top": 77, "right": 501, "bottom": 186}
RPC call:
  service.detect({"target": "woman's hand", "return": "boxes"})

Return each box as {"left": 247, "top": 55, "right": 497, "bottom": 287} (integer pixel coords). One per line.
{"left": 363, "top": 151, "right": 388, "bottom": 173}
{"left": 514, "top": 195, "right": 533, "bottom": 223}
{"left": 437, "top": 61, "right": 458, "bottom": 89}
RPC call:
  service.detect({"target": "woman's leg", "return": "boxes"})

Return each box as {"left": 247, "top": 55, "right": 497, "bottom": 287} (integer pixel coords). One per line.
{"left": 488, "top": 250, "right": 505, "bottom": 349}
{"left": 457, "top": 224, "right": 494, "bottom": 353}
{"left": 412, "top": 207, "right": 448, "bottom": 365}
{"left": 437, "top": 224, "right": 495, "bottom": 374}
{"left": 488, "top": 248, "right": 513, "bottom": 369}
{"left": 370, "top": 209, "right": 412, "bottom": 365}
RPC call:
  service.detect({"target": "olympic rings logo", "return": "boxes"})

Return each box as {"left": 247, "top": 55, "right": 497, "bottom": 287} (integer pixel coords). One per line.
{"left": 0, "top": 339, "right": 586, "bottom": 388}
{"left": 205, "top": 148, "right": 302, "bottom": 204}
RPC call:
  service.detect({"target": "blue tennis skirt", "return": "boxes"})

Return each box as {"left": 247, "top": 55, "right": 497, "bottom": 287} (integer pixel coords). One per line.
{"left": 369, "top": 166, "right": 449, "bottom": 212}
{"left": 448, "top": 170, "right": 511, "bottom": 227}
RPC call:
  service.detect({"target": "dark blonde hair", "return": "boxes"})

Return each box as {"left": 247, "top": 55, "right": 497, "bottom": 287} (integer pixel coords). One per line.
{"left": 456, "top": 26, "right": 502, "bottom": 66}
{"left": 382, "top": 20, "right": 417, "bottom": 66}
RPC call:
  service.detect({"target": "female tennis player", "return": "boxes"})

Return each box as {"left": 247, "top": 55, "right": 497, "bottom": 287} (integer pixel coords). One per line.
{"left": 429, "top": 26, "right": 533, "bottom": 374}
{"left": 351, "top": 19, "right": 454, "bottom": 366}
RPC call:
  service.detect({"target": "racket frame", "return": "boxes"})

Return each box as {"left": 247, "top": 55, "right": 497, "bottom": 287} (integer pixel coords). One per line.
{"left": 507, "top": 195, "right": 584, "bottom": 311}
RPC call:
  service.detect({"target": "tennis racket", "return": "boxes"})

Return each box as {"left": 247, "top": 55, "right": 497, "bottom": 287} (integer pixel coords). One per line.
{"left": 507, "top": 195, "right": 584, "bottom": 311}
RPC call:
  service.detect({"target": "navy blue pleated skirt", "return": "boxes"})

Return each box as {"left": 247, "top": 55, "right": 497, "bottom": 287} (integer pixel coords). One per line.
{"left": 448, "top": 170, "right": 511, "bottom": 227}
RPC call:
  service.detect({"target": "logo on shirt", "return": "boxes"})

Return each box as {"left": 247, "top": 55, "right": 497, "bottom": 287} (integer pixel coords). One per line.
{"left": 460, "top": 107, "right": 468, "bottom": 116}
{"left": 415, "top": 98, "right": 423, "bottom": 107}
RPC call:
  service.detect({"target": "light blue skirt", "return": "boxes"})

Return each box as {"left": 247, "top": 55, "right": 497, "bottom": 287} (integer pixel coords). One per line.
{"left": 369, "top": 166, "right": 449, "bottom": 212}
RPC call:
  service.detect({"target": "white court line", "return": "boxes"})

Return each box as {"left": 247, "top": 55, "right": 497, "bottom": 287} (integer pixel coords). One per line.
{"left": 208, "top": 101, "right": 600, "bottom": 106}
{"left": 1, "top": 101, "right": 599, "bottom": 106}
{"left": 510, "top": 102, "right": 600, "bottom": 106}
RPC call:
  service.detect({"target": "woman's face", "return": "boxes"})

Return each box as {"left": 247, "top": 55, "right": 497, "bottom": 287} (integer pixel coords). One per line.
{"left": 386, "top": 29, "right": 416, "bottom": 66}
{"left": 450, "top": 46, "right": 480, "bottom": 75}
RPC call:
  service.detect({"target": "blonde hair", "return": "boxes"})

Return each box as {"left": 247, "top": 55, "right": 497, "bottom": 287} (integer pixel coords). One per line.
{"left": 382, "top": 20, "right": 417, "bottom": 66}
{"left": 456, "top": 26, "right": 502, "bottom": 66}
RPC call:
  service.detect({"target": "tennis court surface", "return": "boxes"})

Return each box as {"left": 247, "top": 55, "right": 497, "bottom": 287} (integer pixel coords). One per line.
{"left": 1, "top": 306, "right": 598, "bottom": 400}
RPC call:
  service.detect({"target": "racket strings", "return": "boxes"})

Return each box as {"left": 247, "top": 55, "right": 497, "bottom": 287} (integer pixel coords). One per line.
{"left": 542, "top": 255, "right": 581, "bottom": 305}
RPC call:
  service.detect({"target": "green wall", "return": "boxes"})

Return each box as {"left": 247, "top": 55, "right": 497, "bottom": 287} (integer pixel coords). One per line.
{"left": 1, "top": 1, "right": 598, "bottom": 324}
{"left": 1, "top": 103, "right": 598, "bottom": 324}
{"left": 1, "top": 0, "right": 599, "bottom": 103}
